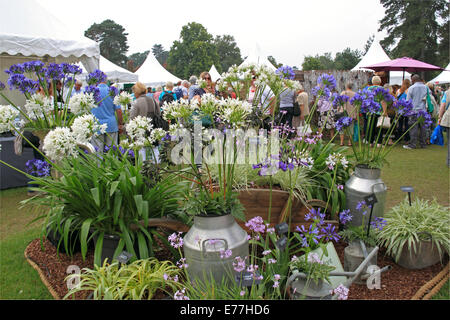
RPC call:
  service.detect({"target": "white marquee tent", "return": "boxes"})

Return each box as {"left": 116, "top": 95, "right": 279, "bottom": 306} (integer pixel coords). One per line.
{"left": 209, "top": 65, "right": 221, "bottom": 82}
{"left": 239, "top": 43, "right": 276, "bottom": 71}
{"left": 429, "top": 62, "right": 450, "bottom": 85}
{"left": 77, "top": 56, "right": 138, "bottom": 84}
{"left": 351, "top": 36, "right": 410, "bottom": 85}
{"left": 134, "top": 52, "right": 181, "bottom": 86}
{"left": 0, "top": 0, "right": 100, "bottom": 105}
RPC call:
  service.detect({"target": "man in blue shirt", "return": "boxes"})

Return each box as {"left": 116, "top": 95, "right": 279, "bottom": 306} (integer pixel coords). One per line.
{"left": 91, "top": 80, "right": 124, "bottom": 152}
{"left": 403, "top": 74, "right": 428, "bottom": 149}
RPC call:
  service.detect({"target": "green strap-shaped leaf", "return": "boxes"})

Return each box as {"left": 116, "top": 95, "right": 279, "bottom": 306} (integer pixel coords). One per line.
{"left": 90, "top": 187, "right": 100, "bottom": 207}
{"left": 63, "top": 217, "right": 74, "bottom": 255}
{"left": 80, "top": 218, "right": 93, "bottom": 260}
{"left": 94, "top": 231, "right": 105, "bottom": 267}
{"left": 136, "top": 232, "right": 149, "bottom": 259}
{"left": 113, "top": 192, "right": 123, "bottom": 225}
{"left": 110, "top": 181, "right": 120, "bottom": 197}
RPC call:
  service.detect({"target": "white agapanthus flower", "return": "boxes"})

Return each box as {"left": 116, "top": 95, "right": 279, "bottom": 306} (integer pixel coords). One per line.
{"left": 0, "top": 105, "right": 20, "bottom": 133}
{"left": 325, "top": 152, "right": 348, "bottom": 171}
{"left": 68, "top": 92, "right": 97, "bottom": 115}
{"left": 162, "top": 99, "right": 197, "bottom": 121}
{"left": 113, "top": 91, "right": 133, "bottom": 110}
{"left": 125, "top": 116, "right": 154, "bottom": 148}
{"left": 43, "top": 127, "right": 78, "bottom": 161}
{"left": 219, "top": 98, "right": 253, "bottom": 127}
{"left": 71, "top": 114, "right": 106, "bottom": 144}
{"left": 23, "top": 94, "right": 53, "bottom": 120}
{"left": 150, "top": 128, "right": 167, "bottom": 142}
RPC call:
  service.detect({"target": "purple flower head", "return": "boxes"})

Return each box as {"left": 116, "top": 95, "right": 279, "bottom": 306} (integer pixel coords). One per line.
{"left": 168, "top": 232, "right": 184, "bottom": 249}
{"left": 330, "top": 284, "right": 349, "bottom": 300}
{"left": 356, "top": 200, "right": 366, "bottom": 211}
{"left": 312, "top": 85, "right": 331, "bottom": 99}
{"left": 83, "top": 85, "right": 101, "bottom": 104}
{"left": 305, "top": 208, "right": 326, "bottom": 225}
{"left": 245, "top": 216, "right": 266, "bottom": 234}
{"left": 278, "top": 161, "right": 287, "bottom": 172}
{"left": 317, "top": 74, "right": 337, "bottom": 91}
{"left": 5, "top": 64, "right": 25, "bottom": 75}
{"left": 276, "top": 65, "right": 295, "bottom": 80}
{"left": 361, "top": 97, "right": 382, "bottom": 114}
{"left": 220, "top": 249, "right": 232, "bottom": 259}
{"left": 0, "top": 81, "right": 5, "bottom": 91}
{"left": 339, "top": 209, "right": 352, "bottom": 225}
{"left": 87, "top": 69, "right": 107, "bottom": 86}
{"left": 335, "top": 116, "right": 353, "bottom": 132}
{"left": 233, "top": 256, "right": 246, "bottom": 273}
{"left": 60, "top": 63, "right": 83, "bottom": 75}
{"left": 320, "top": 223, "right": 341, "bottom": 242}
{"left": 393, "top": 99, "right": 413, "bottom": 116}
{"left": 332, "top": 94, "right": 350, "bottom": 108}
{"left": 350, "top": 92, "right": 365, "bottom": 108}
{"left": 7, "top": 74, "right": 39, "bottom": 94}
{"left": 411, "top": 109, "right": 433, "bottom": 128}
{"left": 22, "top": 61, "right": 46, "bottom": 75}
{"left": 370, "top": 217, "right": 387, "bottom": 231}
{"left": 372, "top": 87, "right": 394, "bottom": 103}
{"left": 109, "top": 86, "right": 119, "bottom": 97}
{"left": 25, "top": 159, "right": 51, "bottom": 177}
{"left": 45, "top": 63, "right": 64, "bottom": 81}
{"left": 174, "top": 288, "right": 189, "bottom": 300}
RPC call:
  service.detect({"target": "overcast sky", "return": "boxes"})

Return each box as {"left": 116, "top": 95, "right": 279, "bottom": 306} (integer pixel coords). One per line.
{"left": 36, "top": 0, "right": 388, "bottom": 68}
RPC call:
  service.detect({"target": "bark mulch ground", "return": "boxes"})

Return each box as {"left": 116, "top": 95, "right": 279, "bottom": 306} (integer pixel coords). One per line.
{"left": 24, "top": 237, "right": 448, "bottom": 300}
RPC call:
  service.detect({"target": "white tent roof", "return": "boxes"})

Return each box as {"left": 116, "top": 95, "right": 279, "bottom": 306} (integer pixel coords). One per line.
{"left": 209, "top": 65, "right": 221, "bottom": 82}
{"left": 239, "top": 43, "right": 276, "bottom": 71}
{"left": 351, "top": 35, "right": 410, "bottom": 85}
{"left": 134, "top": 52, "right": 181, "bottom": 86}
{"left": 0, "top": 0, "right": 100, "bottom": 72}
{"left": 429, "top": 62, "right": 450, "bottom": 85}
{"left": 77, "top": 56, "right": 138, "bottom": 84}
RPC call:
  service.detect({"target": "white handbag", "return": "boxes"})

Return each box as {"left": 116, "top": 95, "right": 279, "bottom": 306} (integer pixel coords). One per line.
{"left": 376, "top": 116, "right": 391, "bottom": 129}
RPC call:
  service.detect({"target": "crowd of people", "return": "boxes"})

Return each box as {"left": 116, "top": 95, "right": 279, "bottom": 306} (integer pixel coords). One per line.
{"left": 79, "top": 69, "right": 450, "bottom": 167}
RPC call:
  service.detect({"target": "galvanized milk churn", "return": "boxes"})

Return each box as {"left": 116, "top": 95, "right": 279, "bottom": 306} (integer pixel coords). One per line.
{"left": 345, "top": 165, "right": 387, "bottom": 227}
{"left": 183, "top": 214, "right": 249, "bottom": 283}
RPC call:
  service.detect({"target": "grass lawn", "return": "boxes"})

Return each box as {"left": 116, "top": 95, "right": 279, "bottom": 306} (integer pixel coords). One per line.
{"left": 0, "top": 142, "right": 448, "bottom": 300}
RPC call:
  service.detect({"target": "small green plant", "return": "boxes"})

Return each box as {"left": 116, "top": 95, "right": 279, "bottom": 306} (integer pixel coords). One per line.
{"left": 64, "top": 258, "right": 183, "bottom": 300}
{"left": 377, "top": 197, "right": 450, "bottom": 262}
{"left": 289, "top": 253, "right": 335, "bottom": 285}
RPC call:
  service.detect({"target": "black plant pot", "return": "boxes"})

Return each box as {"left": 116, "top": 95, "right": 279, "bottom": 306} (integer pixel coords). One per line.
{"left": 46, "top": 226, "right": 86, "bottom": 254}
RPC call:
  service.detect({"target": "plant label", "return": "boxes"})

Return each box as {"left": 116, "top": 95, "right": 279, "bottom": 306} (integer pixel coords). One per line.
{"left": 275, "top": 222, "right": 289, "bottom": 236}
{"left": 116, "top": 251, "right": 133, "bottom": 264}
{"left": 400, "top": 186, "right": 414, "bottom": 193}
{"left": 364, "top": 194, "right": 378, "bottom": 206}
{"left": 276, "top": 236, "right": 287, "bottom": 251}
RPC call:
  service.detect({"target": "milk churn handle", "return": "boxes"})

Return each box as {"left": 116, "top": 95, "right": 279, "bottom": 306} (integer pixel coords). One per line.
{"left": 201, "top": 238, "right": 229, "bottom": 253}
{"left": 371, "top": 182, "right": 386, "bottom": 193}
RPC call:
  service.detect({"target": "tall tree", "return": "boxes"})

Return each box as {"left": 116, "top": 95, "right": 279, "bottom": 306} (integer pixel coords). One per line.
{"left": 363, "top": 34, "right": 375, "bottom": 55}
{"left": 378, "top": 0, "right": 448, "bottom": 68}
{"left": 213, "top": 35, "right": 243, "bottom": 73}
{"left": 167, "top": 22, "right": 220, "bottom": 79}
{"left": 267, "top": 56, "right": 282, "bottom": 69}
{"left": 334, "top": 48, "right": 362, "bottom": 70}
{"left": 302, "top": 56, "right": 322, "bottom": 71}
{"left": 85, "top": 19, "right": 129, "bottom": 67}
{"left": 128, "top": 51, "right": 149, "bottom": 72}
{"left": 152, "top": 44, "right": 169, "bottom": 66}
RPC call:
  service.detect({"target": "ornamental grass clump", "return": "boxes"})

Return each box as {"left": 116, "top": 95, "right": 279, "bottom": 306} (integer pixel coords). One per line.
{"left": 377, "top": 197, "right": 450, "bottom": 263}
{"left": 64, "top": 258, "right": 183, "bottom": 300}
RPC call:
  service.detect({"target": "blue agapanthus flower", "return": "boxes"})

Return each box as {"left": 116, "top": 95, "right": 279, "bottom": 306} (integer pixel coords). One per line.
{"left": 320, "top": 223, "right": 341, "bottom": 242}
{"left": 411, "top": 109, "right": 433, "bottom": 128}
{"left": 393, "top": 99, "right": 413, "bottom": 116}
{"left": 0, "top": 81, "right": 5, "bottom": 91}
{"left": 275, "top": 65, "right": 295, "bottom": 80}
{"left": 350, "top": 91, "right": 366, "bottom": 107}
{"left": 87, "top": 69, "right": 107, "bottom": 86}
{"left": 83, "top": 85, "right": 101, "bottom": 104}
{"left": 22, "top": 61, "right": 46, "bottom": 75}
{"left": 332, "top": 94, "right": 350, "bottom": 107}
{"left": 317, "top": 74, "right": 337, "bottom": 90}
{"left": 305, "top": 208, "right": 326, "bottom": 225}
{"left": 7, "top": 74, "right": 39, "bottom": 94}
{"left": 5, "top": 64, "right": 25, "bottom": 75}
{"left": 109, "top": 86, "right": 119, "bottom": 97}
{"left": 370, "top": 217, "right": 387, "bottom": 231}
{"left": 60, "top": 63, "right": 82, "bottom": 76}
{"left": 339, "top": 209, "right": 352, "bottom": 225}
{"left": 25, "top": 159, "right": 51, "bottom": 177}
{"left": 45, "top": 63, "right": 64, "bottom": 81}
{"left": 360, "top": 96, "right": 382, "bottom": 114}
{"left": 335, "top": 116, "right": 353, "bottom": 132}
{"left": 372, "top": 87, "right": 394, "bottom": 103}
